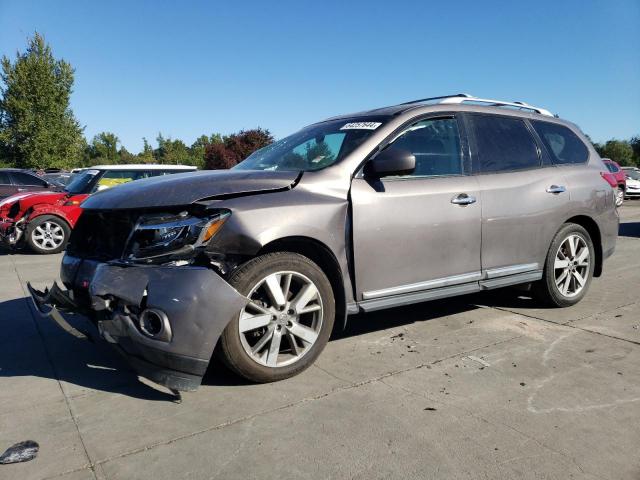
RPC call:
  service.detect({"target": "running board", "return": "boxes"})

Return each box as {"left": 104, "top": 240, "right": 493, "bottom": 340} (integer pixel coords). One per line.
{"left": 356, "top": 270, "right": 542, "bottom": 313}
{"left": 359, "top": 283, "right": 481, "bottom": 312}
{"left": 479, "top": 270, "right": 543, "bottom": 290}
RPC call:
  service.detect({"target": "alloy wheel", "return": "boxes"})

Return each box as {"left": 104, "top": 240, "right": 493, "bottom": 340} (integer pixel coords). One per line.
{"left": 554, "top": 234, "right": 590, "bottom": 298}
{"left": 238, "top": 271, "right": 324, "bottom": 368}
{"left": 31, "top": 222, "right": 65, "bottom": 251}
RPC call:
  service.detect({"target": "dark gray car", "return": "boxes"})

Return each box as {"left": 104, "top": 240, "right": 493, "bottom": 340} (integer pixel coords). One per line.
{"left": 30, "top": 94, "right": 618, "bottom": 392}
{"left": 0, "top": 169, "right": 55, "bottom": 199}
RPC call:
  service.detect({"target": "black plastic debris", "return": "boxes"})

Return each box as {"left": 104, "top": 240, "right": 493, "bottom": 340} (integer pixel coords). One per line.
{"left": 0, "top": 441, "right": 39, "bottom": 464}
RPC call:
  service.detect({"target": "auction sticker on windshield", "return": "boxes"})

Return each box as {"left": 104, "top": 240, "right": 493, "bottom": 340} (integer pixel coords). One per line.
{"left": 340, "top": 122, "right": 382, "bottom": 130}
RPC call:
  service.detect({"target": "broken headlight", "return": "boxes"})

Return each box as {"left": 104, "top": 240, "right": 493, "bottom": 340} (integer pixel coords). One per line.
{"left": 124, "top": 209, "right": 230, "bottom": 263}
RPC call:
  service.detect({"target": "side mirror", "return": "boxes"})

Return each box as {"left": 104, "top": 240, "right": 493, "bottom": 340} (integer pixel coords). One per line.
{"left": 365, "top": 148, "right": 416, "bottom": 177}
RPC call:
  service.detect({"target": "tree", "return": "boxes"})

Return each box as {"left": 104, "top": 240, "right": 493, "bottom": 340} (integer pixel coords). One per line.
{"left": 190, "top": 134, "right": 222, "bottom": 169}
{"left": 118, "top": 146, "right": 136, "bottom": 164}
{"left": 0, "top": 32, "right": 84, "bottom": 169}
{"left": 597, "top": 139, "right": 634, "bottom": 166}
{"left": 155, "top": 133, "right": 194, "bottom": 165}
{"left": 137, "top": 137, "right": 155, "bottom": 163}
{"left": 86, "top": 132, "right": 120, "bottom": 165}
{"left": 630, "top": 136, "right": 640, "bottom": 166}
{"left": 204, "top": 128, "right": 273, "bottom": 169}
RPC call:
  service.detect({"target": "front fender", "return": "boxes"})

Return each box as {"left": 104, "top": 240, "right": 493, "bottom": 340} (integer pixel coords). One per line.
{"left": 28, "top": 204, "right": 78, "bottom": 227}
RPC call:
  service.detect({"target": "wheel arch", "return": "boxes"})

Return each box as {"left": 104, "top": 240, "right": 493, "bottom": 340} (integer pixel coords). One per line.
{"left": 564, "top": 215, "right": 603, "bottom": 277}
{"left": 27, "top": 208, "right": 74, "bottom": 227}
{"left": 257, "top": 236, "right": 348, "bottom": 331}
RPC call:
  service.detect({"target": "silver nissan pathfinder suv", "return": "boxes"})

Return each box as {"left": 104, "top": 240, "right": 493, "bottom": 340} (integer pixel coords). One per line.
{"left": 31, "top": 94, "right": 618, "bottom": 392}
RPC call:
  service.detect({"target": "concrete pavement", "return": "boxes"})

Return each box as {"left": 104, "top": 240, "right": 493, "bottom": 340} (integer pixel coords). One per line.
{"left": 1, "top": 203, "right": 639, "bottom": 480}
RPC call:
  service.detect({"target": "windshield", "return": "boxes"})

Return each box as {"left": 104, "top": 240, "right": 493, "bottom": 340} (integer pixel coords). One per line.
{"left": 234, "top": 118, "right": 386, "bottom": 172}
{"left": 64, "top": 169, "right": 100, "bottom": 194}
{"left": 625, "top": 169, "right": 640, "bottom": 180}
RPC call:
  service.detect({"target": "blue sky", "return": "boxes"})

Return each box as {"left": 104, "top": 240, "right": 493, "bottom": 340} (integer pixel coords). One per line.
{"left": 1, "top": 0, "right": 638, "bottom": 152}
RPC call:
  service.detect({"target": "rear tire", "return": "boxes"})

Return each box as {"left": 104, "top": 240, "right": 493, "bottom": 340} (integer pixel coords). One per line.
{"left": 219, "top": 252, "right": 335, "bottom": 383}
{"left": 26, "top": 215, "right": 70, "bottom": 254}
{"left": 533, "top": 223, "right": 595, "bottom": 307}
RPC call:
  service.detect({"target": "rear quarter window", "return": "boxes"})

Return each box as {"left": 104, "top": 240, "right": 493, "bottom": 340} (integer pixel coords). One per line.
{"left": 531, "top": 121, "right": 589, "bottom": 165}
{"left": 0, "top": 172, "right": 10, "bottom": 184}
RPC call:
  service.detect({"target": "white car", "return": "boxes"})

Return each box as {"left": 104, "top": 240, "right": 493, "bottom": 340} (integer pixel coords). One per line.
{"left": 622, "top": 167, "right": 640, "bottom": 198}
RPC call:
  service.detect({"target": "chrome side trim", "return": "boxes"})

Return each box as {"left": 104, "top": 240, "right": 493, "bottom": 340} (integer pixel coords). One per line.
{"left": 484, "top": 263, "right": 539, "bottom": 279}
{"left": 480, "top": 271, "right": 543, "bottom": 290}
{"left": 362, "top": 271, "right": 482, "bottom": 300}
{"left": 359, "top": 283, "right": 481, "bottom": 312}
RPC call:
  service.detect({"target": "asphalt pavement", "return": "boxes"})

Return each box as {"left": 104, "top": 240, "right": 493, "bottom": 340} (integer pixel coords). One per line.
{"left": 1, "top": 203, "right": 639, "bottom": 480}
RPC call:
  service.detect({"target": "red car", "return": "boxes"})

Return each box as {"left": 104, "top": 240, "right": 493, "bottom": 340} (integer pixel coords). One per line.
{"left": 602, "top": 158, "right": 626, "bottom": 207}
{"left": 0, "top": 164, "right": 196, "bottom": 254}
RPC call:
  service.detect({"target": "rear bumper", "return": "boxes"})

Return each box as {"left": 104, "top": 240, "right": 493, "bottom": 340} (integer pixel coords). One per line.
{"left": 596, "top": 205, "right": 619, "bottom": 266}
{"left": 29, "top": 255, "right": 248, "bottom": 391}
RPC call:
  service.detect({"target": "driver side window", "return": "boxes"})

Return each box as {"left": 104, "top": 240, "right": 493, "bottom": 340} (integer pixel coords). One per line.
{"left": 390, "top": 117, "right": 463, "bottom": 177}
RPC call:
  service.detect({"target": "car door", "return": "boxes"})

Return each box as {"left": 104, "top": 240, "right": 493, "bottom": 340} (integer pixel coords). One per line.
{"left": 351, "top": 115, "right": 482, "bottom": 308}
{"left": 0, "top": 171, "right": 17, "bottom": 199}
{"left": 9, "top": 171, "right": 50, "bottom": 194}
{"left": 465, "top": 113, "right": 571, "bottom": 281}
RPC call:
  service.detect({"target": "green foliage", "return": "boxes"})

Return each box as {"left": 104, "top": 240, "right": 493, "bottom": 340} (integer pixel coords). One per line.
{"left": 155, "top": 134, "right": 193, "bottom": 165}
{"left": 0, "top": 32, "right": 84, "bottom": 169}
{"left": 204, "top": 128, "right": 274, "bottom": 169}
{"left": 83, "top": 131, "right": 120, "bottom": 165}
{"left": 137, "top": 138, "right": 155, "bottom": 164}
{"left": 594, "top": 139, "right": 636, "bottom": 166}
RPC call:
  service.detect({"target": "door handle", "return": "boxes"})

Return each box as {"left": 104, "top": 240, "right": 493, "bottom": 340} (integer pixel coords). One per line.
{"left": 546, "top": 185, "right": 566, "bottom": 194}
{"left": 451, "top": 193, "right": 476, "bottom": 205}
{"left": 17, "top": 188, "right": 27, "bottom": 192}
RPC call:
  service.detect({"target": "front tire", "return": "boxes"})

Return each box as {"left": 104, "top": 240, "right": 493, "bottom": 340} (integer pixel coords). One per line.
{"left": 533, "top": 223, "right": 595, "bottom": 307}
{"left": 26, "top": 215, "right": 70, "bottom": 254}
{"left": 219, "top": 252, "right": 335, "bottom": 383}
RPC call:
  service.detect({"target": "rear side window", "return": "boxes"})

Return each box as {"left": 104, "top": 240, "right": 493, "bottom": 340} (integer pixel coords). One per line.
{"left": 531, "top": 121, "right": 588, "bottom": 165}
{"left": 471, "top": 115, "right": 540, "bottom": 173}
{"left": 0, "top": 172, "right": 10, "bottom": 184}
{"left": 11, "top": 172, "right": 48, "bottom": 187}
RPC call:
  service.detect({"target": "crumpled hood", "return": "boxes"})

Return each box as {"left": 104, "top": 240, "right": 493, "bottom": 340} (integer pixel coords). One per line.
{"left": 81, "top": 169, "right": 300, "bottom": 210}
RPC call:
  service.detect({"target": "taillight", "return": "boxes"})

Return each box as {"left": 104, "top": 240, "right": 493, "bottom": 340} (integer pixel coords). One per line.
{"left": 600, "top": 172, "right": 617, "bottom": 188}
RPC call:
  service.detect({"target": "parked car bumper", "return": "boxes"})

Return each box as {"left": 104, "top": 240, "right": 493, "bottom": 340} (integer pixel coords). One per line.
{"left": 28, "top": 255, "right": 248, "bottom": 391}
{"left": 624, "top": 186, "right": 640, "bottom": 197}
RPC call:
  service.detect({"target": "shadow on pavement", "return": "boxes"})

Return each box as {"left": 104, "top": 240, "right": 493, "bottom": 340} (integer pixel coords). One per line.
{"left": 0, "top": 297, "right": 177, "bottom": 401}
{"left": 619, "top": 221, "right": 640, "bottom": 238}
{"left": 0, "top": 288, "right": 540, "bottom": 396}
{"left": 334, "top": 297, "right": 479, "bottom": 341}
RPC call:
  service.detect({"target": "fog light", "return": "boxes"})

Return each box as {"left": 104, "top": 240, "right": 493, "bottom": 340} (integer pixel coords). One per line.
{"left": 138, "top": 308, "right": 172, "bottom": 342}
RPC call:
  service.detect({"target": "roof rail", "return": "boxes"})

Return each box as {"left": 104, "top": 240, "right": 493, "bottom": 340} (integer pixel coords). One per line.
{"left": 398, "top": 93, "right": 472, "bottom": 105}
{"left": 399, "top": 94, "right": 554, "bottom": 117}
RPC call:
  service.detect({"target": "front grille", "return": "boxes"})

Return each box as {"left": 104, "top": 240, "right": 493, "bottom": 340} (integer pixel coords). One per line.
{"left": 67, "top": 210, "right": 138, "bottom": 260}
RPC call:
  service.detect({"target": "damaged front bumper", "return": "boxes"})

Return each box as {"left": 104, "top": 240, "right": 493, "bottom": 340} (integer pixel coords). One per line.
{"left": 29, "top": 255, "right": 248, "bottom": 391}
{"left": 0, "top": 218, "right": 25, "bottom": 246}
